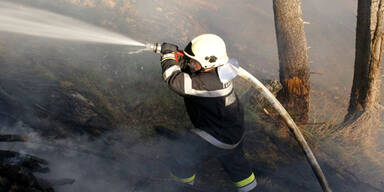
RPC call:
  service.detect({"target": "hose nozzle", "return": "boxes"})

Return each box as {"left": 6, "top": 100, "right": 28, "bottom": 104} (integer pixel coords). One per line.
{"left": 146, "top": 43, "right": 161, "bottom": 54}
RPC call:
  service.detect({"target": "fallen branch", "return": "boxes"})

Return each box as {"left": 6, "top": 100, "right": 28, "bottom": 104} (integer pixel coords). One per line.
{"left": 38, "top": 178, "right": 75, "bottom": 187}
{"left": 0, "top": 134, "right": 28, "bottom": 142}
{"left": 297, "top": 122, "right": 327, "bottom": 126}
{"left": 0, "top": 150, "right": 48, "bottom": 166}
{"left": 310, "top": 71, "right": 324, "bottom": 75}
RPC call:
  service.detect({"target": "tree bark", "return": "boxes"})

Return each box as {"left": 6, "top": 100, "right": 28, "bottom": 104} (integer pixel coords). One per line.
{"left": 345, "top": 0, "right": 384, "bottom": 122}
{"left": 273, "top": 0, "right": 311, "bottom": 124}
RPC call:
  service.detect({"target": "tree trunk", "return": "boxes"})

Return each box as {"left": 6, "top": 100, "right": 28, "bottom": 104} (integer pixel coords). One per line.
{"left": 345, "top": 0, "right": 384, "bottom": 122}
{"left": 273, "top": 0, "right": 311, "bottom": 124}
{"left": 334, "top": 1, "right": 384, "bottom": 188}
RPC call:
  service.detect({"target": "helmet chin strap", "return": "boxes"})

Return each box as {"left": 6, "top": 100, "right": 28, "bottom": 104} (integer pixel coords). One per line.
{"left": 202, "top": 67, "right": 216, "bottom": 72}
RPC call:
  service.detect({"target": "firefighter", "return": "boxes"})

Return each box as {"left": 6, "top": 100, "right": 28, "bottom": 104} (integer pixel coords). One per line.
{"left": 159, "top": 34, "right": 257, "bottom": 192}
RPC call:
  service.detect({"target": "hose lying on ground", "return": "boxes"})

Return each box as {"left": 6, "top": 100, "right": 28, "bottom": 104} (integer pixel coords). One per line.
{"left": 233, "top": 66, "right": 332, "bottom": 192}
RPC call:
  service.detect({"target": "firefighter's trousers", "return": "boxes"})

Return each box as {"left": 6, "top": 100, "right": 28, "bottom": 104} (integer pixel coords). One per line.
{"left": 169, "top": 132, "right": 257, "bottom": 192}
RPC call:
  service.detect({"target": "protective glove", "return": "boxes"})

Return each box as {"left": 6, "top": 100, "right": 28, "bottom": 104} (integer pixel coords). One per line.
{"left": 161, "top": 43, "right": 178, "bottom": 55}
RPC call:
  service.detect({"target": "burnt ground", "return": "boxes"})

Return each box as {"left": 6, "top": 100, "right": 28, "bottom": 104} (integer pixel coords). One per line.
{"left": 1, "top": 119, "right": 383, "bottom": 192}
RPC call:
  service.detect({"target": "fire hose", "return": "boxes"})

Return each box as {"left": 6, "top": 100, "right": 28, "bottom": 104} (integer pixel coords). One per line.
{"left": 233, "top": 66, "right": 332, "bottom": 192}
{"left": 146, "top": 42, "right": 332, "bottom": 192}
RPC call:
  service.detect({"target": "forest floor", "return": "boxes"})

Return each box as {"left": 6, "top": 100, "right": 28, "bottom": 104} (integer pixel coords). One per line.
{"left": 1, "top": 104, "right": 383, "bottom": 192}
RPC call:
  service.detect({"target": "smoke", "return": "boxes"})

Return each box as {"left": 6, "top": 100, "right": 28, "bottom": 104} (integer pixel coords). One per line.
{"left": 0, "top": 122, "right": 185, "bottom": 192}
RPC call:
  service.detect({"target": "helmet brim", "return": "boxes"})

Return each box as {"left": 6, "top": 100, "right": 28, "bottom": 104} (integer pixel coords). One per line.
{"left": 183, "top": 42, "right": 197, "bottom": 60}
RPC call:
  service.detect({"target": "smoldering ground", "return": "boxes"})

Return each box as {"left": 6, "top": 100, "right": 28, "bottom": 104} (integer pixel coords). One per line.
{"left": 0, "top": 122, "right": 195, "bottom": 192}
{"left": 1, "top": 121, "right": 382, "bottom": 192}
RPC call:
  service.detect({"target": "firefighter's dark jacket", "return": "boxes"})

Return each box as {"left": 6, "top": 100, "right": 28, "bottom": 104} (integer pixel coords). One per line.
{"left": 161, "top": 56, "right": 244, "bottom": 145}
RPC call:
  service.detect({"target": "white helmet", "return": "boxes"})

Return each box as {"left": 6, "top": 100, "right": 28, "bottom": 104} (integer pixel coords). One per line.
{"left": 184, "top": 34, "right": 229, "bottom": 69}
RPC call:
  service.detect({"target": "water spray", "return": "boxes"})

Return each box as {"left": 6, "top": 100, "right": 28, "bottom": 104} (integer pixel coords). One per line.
{"left": 0, "top": 1, "right": 145, "bottom": 47}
